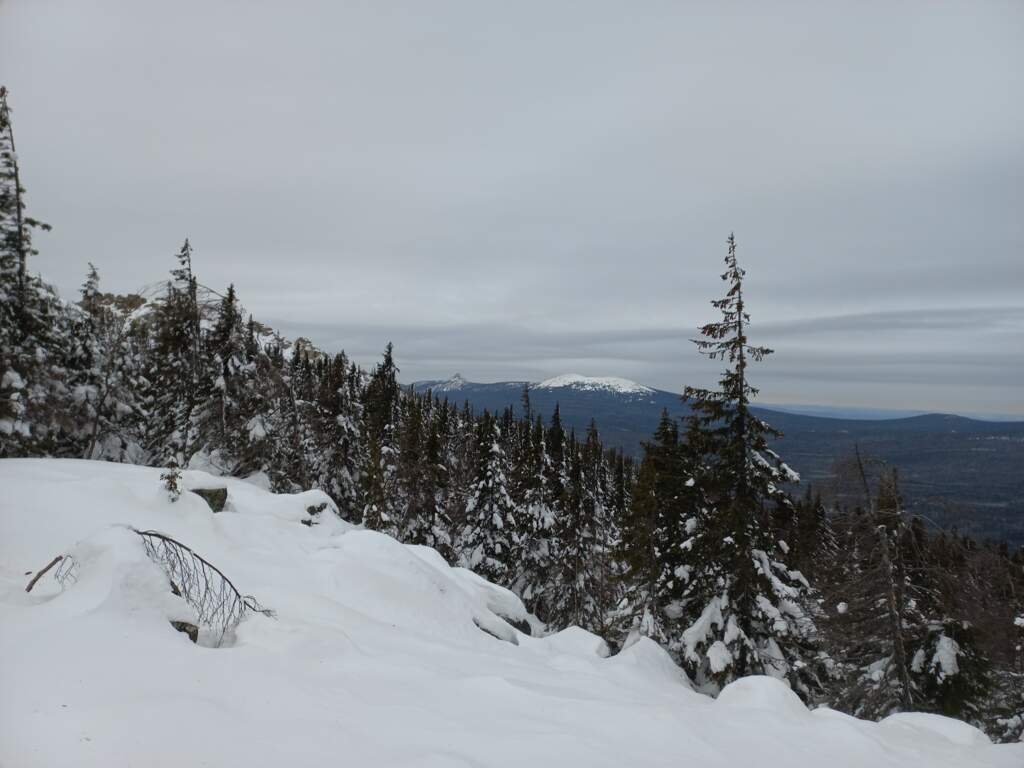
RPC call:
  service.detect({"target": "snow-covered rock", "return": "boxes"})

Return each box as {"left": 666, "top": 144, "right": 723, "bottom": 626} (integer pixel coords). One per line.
{"left": 881, "top": 711, "right": 994, "bottom": 748}
{"left": 0, "top": 459, "right": 1019, "bottom": 768}
{"left": 717, "top": 675, "right": 810, "bottom": 718}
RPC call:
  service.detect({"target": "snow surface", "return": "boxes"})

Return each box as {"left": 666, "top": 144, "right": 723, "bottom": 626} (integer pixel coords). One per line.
{"left": 1, "top": 459, "right": 1020, "bottom": 768}
{"left": 534, "top": 373, "right": 655, "bottom": 394}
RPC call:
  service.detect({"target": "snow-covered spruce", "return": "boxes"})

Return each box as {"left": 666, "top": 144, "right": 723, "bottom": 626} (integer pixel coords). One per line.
{"left": 458, "top": 413, "right": 519, "bottom": 584}
{"left": 674, "top": 235, "right": 824, "bottom": 696}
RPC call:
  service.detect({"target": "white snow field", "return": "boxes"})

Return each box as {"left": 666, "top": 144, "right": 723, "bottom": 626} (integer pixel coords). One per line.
{"left": 0, "top": 459, "right": 1020, "bottom": 768}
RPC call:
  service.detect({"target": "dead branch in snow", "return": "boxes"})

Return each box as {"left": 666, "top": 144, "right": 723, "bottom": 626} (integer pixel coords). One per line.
{"left": 25, "top": 555, "right": 64, "bottom": 593}
{"left": 133, "top": 529, "right": 274, "bottom": 645}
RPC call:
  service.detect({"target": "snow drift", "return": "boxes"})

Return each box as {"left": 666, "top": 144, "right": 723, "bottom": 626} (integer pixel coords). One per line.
{"left": 0, "top": 459, "right": 1019, "bottom": 767}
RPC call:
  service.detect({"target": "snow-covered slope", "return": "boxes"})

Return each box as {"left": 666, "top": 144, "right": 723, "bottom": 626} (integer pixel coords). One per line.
{"left": 0, "top": 460, "right": 1018, "bottom": 768}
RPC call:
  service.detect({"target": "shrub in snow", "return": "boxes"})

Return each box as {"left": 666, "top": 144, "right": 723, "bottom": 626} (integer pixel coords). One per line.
{"left": 160, "top": 464, "right": 183, "bottom": 502}
{"left": 912, "top": 620, "right": 991, "bottom": 721}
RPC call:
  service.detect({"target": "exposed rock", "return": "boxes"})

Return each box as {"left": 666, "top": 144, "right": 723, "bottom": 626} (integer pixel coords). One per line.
{"left": 171, "top": 620, "right": 198, "bottom": 644}
{"left": 190, "top": 487, "right": 227, "bottom": 513}
{"left": 501, "top": 615, "right": 532, "bottom": 636}
{"left": 472, "top": 617, "right": 519, "bottom": 645}
{"left": 302, "top": 502, "right": 329, "bottom": 526}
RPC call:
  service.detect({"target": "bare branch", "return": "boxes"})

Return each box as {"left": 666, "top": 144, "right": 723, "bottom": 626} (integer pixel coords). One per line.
{"left": 24, "top": 555, "right": 63, "bottom": 593}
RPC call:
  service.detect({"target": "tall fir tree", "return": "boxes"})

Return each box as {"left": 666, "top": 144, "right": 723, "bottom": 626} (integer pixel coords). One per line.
{"left": 615, "top": 410, "right": 698, "bottom": 646}
{"left": 146, "top": 239, "right": 206, "bottom": 467}
{"left": 0, "top": 86, "right": 62, "bottom": 456}
{"left": 512, "top": 413, "right": 556, "bottom": 619}
{"left": 458, "top": 411, "right": 518, "bottom": 585}
{"left": 194, "top": 284, "right": 249, "bottom": 468}
{"left": 549, "top": 420, "right": 619, "bottom": 634}
{"left": 677, "top": 234, "right": 822, "bottom": 697}
{"left": 308, "top": 352, "right": 363, "bottom": 520}
{"left": 360, "top": 343, "right": 401, "bottom": 534}
{"left": 71, "top": 264, "right": 147, "bottom": 461}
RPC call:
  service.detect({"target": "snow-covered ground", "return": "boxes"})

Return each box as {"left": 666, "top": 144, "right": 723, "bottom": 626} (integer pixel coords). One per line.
{"left": 0, "top": 459, "right": 1019, "bottom": 768}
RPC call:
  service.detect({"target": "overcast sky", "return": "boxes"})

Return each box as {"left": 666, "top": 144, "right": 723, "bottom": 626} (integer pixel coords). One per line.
{"left": 2, "top": 1, "right": 1022, "bottom": 416}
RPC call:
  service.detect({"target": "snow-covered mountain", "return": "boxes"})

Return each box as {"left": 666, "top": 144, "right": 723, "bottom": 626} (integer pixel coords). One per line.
{"left": 1, "top": 459, "right": 1018, "bottom": 767}
{"left": 534, "top": 373, "right": 655, "bottom": 395}
{"left": 415, "top": 372, "right": 656, "bottom": 400}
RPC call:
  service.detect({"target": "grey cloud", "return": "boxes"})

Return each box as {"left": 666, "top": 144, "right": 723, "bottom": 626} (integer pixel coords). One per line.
{"left": 1, "top": 0, "right": 1022, "bottom": 416}
{"left": 271, "top": 303, "right": 1023, "bottom": 415}
{"left": 760, "top": 307, "right": 1024, "bottom": 336}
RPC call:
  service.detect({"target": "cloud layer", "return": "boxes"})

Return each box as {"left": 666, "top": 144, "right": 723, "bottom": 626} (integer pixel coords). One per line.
{"left": 2, "top": 1, "right": 1021, "bottom": 414}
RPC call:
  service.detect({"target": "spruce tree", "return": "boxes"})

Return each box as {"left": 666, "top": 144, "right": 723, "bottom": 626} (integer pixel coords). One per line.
{"left": 418, "top": 398, "right": 454, "bottom": 557}
{"left": 512, "top": 413, "right": 556, "bottom": 619}
{"left": 545, "top": 424, "right": 615, "bottom": 633}
{"left": 826, "top": 464, "right": 992, "bottom": 720}
{"left": 616, "top": 410, "right": 697, "bottom": 646}
{"left": 72, "top": 264, "right": 147, "bottom": 460}
{"left": 195, "top": 284, "right": 248, "bottom": 467}
{"left": 0, "top": 86, "right": 62, "bottom": 456}
{"left": 360, "top": 343, "right": 401, "bottom": 534}
{"left": 678, "top": 234, "right": 821, "bottom": 696}
{"left": 235, "top": 328, "right": 282, "bottom": 477}
{"left": 146, "top": 240, "right": 205, "bottom": 467}
{"left": 309, "top": 352, "right": 362, "bottom": 520}
{"left": 442, "top": 400, "right": 477, "bottom": 547}
{"left": 397, "top": 392, "right": 435, "bottom": 544}
{"left": 458, "top": 411, "right": 518, "bottom": 585}
{"left": 544, "top": 403, "right": 567, "bottom": 518}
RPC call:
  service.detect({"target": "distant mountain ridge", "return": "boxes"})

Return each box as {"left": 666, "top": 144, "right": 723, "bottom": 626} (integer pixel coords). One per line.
{"left": 412, "top": 374, "right": 1024, "bottom": 546}
{"left": 417, "top": 372, "right": 656, "bottom": 397}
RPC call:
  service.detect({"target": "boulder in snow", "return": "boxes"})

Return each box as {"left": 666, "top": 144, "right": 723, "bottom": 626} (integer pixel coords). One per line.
{"left": 170, "top": 620, "right": 199, "bottom": 643}
{"left": 716, "top": 675, "right": 809, "bottom": 718}
{"left": 190, "top": 487, "right": 228, "bottom": 513}
{"left": 881, "top": 711, "right": 992, "bottom": 748}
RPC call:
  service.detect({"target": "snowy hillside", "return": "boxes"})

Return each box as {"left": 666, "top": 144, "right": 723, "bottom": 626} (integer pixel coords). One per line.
{"left": 0, "top": 460, "right": 1019, "bottom": 768}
